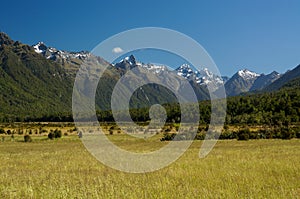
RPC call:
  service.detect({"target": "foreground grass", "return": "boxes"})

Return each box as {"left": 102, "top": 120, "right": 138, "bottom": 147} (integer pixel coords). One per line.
{"left": 0, "top": 135, "right": 299, "bottom": 198}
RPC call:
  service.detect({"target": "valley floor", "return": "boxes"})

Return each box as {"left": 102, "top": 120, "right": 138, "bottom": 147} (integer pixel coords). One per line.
{"left": 0, "top": 135, "right": 299, "bottom": 198}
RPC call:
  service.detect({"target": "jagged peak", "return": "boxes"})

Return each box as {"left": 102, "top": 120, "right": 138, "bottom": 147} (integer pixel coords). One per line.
{"left": 237, "top": 69, "right": 260, "bottom": 80}
{"left": 270, "top": 71, "right": 280, "bottom": 75}
{"left": 119, "top": 54, "right": 136, "bottom": 65}
{"left": 0, "top": 32, "right": 14, "bottom": 45}
{"left": 33, "top": 41, "right": 48, "bottom": 54}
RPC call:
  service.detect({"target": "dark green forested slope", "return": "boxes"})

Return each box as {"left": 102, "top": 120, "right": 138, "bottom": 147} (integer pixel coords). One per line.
{"left": 0, "top": 34, "right": 73, "bottom": 121}
{"left": 98, "top": 86, "right": 300, "bottom": 126}
{"left": 0, "top": 33, "right": 208, "bottom": 121}
{"left": 1, "top": 32, "right": 300, "bottom": 124}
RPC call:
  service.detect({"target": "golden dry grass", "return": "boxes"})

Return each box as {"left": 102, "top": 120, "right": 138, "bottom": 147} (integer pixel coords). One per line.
{"left": 0, "top": 135, "right": 299, "bottom": 198}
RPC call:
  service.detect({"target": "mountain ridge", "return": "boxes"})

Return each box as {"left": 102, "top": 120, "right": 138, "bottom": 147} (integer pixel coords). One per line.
{"left": 1, "top": 32, "right": 300, "bottom": 122}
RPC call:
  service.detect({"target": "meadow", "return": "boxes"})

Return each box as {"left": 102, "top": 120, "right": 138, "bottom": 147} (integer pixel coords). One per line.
{"left": 0, "top": 132, "right": 299, "bottom": 198}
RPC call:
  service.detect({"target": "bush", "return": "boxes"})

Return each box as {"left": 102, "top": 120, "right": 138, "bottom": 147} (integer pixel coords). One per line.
{"left": 41, "top": 129, "right": 48, "bottom": 134}
{"left": 6, "top": 130, "right": 11, "bottom": 135}
{"left": 54, "top": 129, "right": 62, "bottom": 138}
{"left": 48, "top": 132, "right": 55, "bottom": 140}
{"left": 0, "top": 128, "right": 5, "bottom": 134}
{"left": 237, "top": 133, "right": 249, "bottom": 141}
{"left": 220, "top": 131, "right": 234, "bottom": 139}
{"left": 237, "top": 128, "right": 250, "bottom": 141}
{"left": 160, "top": 133, "right": 176, "bottom": 141}
{"left": 48, "top": 129, "right": 62, "bottom": 139}
{"left": 24, "top": 135, "right": 32, "bottom": 142}
{"left": 195, "top": 132, "right": 206, "bottom": 140}
{"left": 281, "top": 127, "right": 294, "bottom": 140}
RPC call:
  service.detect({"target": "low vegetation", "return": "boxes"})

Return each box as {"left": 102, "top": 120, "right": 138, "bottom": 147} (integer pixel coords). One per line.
{"left": 0, "top": 135, "right": 298, "bottom": 198}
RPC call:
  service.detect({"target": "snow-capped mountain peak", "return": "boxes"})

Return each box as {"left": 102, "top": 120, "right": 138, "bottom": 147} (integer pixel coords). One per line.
{"left": 32, "top": 42, "right": 90, "bottom": 61}
{"left": 121, "top": 55, "right": 136, "bottom": 65}
{"left": 238, "top": 69, "right": 260, "bottom": 80}
{"left": 175, "top": 64, "right": 225, "bottom": 91}
{"left": 115, "top": 55, "right": 167, "bottom": 74}
{"left": 33, "top": 42, "right": 48, "bottom": 54}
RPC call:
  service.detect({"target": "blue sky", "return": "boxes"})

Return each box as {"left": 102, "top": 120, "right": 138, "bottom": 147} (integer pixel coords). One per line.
{"left": 1, "top": 0, "right": 300, "bottom": 76}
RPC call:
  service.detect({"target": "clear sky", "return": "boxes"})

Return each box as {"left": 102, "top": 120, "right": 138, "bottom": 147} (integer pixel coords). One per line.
{"left": 1, "top": 0, "right": 300, "bottom": 76}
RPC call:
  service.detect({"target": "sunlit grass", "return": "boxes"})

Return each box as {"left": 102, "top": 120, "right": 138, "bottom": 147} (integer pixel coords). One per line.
{"left": 0, "top": 135, "right": 299, "bottom": 198}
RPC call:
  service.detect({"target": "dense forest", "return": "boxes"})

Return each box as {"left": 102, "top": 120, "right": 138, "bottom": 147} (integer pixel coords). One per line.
{"left": 1, "top": 85, "right": 300, "bottom": 128}
{"left": 95, "top": 86, "right": 300, "bottom": 126}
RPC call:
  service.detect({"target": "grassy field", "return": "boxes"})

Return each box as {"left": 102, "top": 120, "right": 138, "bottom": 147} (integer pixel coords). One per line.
{"left": 0, "top": 134, "right": 299, "bottom": 198}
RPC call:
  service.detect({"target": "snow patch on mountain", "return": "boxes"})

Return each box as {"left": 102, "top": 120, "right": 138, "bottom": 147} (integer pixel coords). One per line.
{"left": 33, "top": 42, "right": 91, "bottom": 61}
{"left": 175, "top": 64, "right": 224, "bottom": 91}
{"left": 115, "top": 56, "right": 226, "bottom": 91}
{"left": 238, "top": 69, "right": 260, "bottom": 80}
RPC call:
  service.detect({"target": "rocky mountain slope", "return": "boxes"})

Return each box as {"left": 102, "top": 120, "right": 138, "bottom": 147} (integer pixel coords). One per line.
{"left": 224, "top": 69, "right": 280, "bottom": 96}
{"left": 1, "top": 32, "right": 300, "bottom": 121}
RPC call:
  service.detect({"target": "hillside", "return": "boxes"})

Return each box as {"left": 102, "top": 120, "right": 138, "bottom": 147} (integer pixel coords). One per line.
{"left": 0, "top": 33, "right": 73, "bottom": 121}
{"left": 264, "top": 64, "right": 300, "bottom": 91}
{"left": 1, "top": 32, "right": 300, "bottom": 123}
{"left": 0, "top": 33, "right": 210, "bottom": 121}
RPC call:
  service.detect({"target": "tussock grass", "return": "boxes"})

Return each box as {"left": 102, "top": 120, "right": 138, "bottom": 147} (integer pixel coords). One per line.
{"left": 0, "top": 136, "right": 299, "bottom": 198}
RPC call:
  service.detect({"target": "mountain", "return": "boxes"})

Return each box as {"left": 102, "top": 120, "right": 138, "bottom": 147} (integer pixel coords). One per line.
{"left": 250, "top": 71, "right": 281, "bottom": 91}
{"left": 114, "top": 55, "right": 137, "bottom": 71}
{"left": 115, "top": 57, "right": 225, "bottom": 92}
{"left": 0, "top": 32, "right": 73, "bottom": 121}
{"left": 2, "top": 32, "right": 300, "bottom": 122}
{"left": 223, "top": 69, "right": 281, "bottom": 96}
{"left": 264, "top": 64, "right": 300, "bottom": 91}
{"left": 32, "top": 42, "right": 211, "bottom": 111}
{"left": 32, "top": 41, "right": 91, "bottom": 75}
{"left": 0, "top": 33, "right": 209, "bottom": 121}
{"left": 224, "top": 69, "right": 260, "bottom": 96}
{"left": 175, "top": 64, "right": 225, "bottom": 92}
{"left": 113, "top": 55, "right": 210, "bottom": 105}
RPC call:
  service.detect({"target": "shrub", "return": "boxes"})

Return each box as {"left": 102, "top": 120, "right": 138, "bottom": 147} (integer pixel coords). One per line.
{"left": 78, "top": 131, "right": 83, "bottom": 138}
{"left": 24, "top": 135, "right": 32, "bottom": 142}
{"left": 281, "top": 127, "right": 294, "bottom": 140}
{"left": 249, "top": 131, "right": 260, "bottom": 139}
{"left": 109, "top": 126, "right": 121, "bottom": 135}
{"left": 220, "top": 131, "right": 234, "bottom": 139}
{"left": 160, "top": 133, "right": 176, "bottom": 141}
{"left": 41, "top": 129, "right": 48, "bottom": 134}
{"left": 237, "top": 128, "right": 250, "bottom": 141}
{"left": 48, "top": 132, "right": 55, "bottom": 140}
{"left": 163, "top": 126, "right": 172, "bottom": 133}
{"left": 0, "top": 128, "right": 5, "bottom": 134}
{"left": 195, "top": 132, "right": 206, "bottom": 140}
{"left": 237, "top": 133, "right": 249, "bottom": 141}
{"left": 54, "top": 129, "right": 62, "bottom": 138}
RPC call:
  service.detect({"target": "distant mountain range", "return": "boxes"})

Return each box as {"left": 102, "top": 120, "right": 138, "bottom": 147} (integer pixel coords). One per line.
{"left": 30, "top": 37, "right": 294, "bottom": 97}
{"left": 223, "top": 69, "right": 281, "bottom": 96}
{"left": 1, "top": 32, "right": 300, "bottom": 121}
